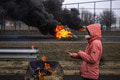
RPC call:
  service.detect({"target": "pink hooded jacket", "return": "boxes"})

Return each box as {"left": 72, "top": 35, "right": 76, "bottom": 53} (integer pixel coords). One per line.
{"left": 71, "top": 24, "right": 102, "bottom": 79}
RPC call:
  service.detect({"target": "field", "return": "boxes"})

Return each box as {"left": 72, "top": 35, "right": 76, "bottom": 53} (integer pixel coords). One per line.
{"left": 0, "top": 42, "right": 120, "bottom": 61}
{"left": 0, "top": 42, "right": 120, "bottom": 75}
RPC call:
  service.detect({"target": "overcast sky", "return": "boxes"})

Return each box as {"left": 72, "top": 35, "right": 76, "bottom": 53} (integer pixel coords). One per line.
{"left": 63, "top": 0, "right": 120, "bottom": 17}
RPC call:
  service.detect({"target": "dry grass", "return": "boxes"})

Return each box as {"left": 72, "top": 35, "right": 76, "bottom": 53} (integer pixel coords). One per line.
{"left": 0, "top": 42, "right": 120, "bottom": 61}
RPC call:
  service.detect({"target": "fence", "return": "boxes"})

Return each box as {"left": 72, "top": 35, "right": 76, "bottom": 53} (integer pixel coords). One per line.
{"left": 63, "top": 0, "right": 120, "bottom": 31}
{"left": 0, "top": 20, "right": 38, "bottom": 31}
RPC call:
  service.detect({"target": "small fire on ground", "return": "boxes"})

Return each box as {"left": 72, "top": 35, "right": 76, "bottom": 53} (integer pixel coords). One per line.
{"left": 37, "top": 55, "right": 52, "bottom": 80}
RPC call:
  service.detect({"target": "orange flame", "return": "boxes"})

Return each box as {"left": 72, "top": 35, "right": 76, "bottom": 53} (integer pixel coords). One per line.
{"left": 55, "top": 25, "right": 72, "bottom": 39}
{"left": 79, "top": 28, "right": 85, "bottom": 31}
{"left": 44, "top": 63, "right": 51, "bottom": 71}
{"left": 41, "top": 55, "right": 46, "bottom": 62}
{"left": 38, "top": 70, "right": 44, "bottom": 80}
{"left": 41, "top": 55, "right": 51, "bottom": 71}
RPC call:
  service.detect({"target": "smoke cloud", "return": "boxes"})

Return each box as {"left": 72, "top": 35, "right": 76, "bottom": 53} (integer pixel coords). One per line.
{"left": 0, "top": 0, "right": 82, "bottom": 35}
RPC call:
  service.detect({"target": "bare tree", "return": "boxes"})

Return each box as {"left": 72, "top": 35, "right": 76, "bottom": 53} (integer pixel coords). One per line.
{"left": 99, "top": 10, "right": 116, "bottom": 31}
{"left": 0, "top": 7, "right": 6, "bottom": 31}
{"left": 81, "top": 9, "right": 94, "bottom": 26}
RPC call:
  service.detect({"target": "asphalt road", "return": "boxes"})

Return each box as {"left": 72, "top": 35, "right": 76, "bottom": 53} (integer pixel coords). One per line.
{"left": 0, "top": 74, "right": 119, "bottom": 80}
{"left": 0, "top": 35, "right": 120, "bottom": 42}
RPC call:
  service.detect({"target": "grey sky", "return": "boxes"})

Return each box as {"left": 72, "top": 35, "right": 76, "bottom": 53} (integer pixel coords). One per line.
{"left": 63, "top": 0, "right": 120, "bottom": 17}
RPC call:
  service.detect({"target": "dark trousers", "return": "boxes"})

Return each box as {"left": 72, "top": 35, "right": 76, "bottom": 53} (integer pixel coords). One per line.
{"left": 83, "top": 78, "right": 97, "bottom": 80}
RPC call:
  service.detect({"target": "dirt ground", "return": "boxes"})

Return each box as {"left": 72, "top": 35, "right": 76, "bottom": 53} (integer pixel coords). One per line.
{"left": 0, "top": 61, "right": 120, "bottom": 75}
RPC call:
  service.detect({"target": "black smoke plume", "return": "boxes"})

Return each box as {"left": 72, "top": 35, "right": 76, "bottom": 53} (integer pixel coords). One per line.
{"left": 43, "top": 0, "right": 82, "bottom": 30}
{"left": 0, "top": 0, "right": 82, "bottom": 35}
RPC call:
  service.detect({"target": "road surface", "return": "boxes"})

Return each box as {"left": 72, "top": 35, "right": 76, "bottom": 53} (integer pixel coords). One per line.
{"left": 0, "top": 35, "right": 120, "bottom": 42}
{"left": 0, "top": 74, "right": 119, "bottom": 80}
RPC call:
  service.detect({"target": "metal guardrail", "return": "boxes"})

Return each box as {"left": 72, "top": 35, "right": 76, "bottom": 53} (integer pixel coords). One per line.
{"left": 0, "top": 47, "right": 39, "bottom": 60}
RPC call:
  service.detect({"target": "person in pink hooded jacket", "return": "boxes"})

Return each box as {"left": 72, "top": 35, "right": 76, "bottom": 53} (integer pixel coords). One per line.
{"left": 67, "top": 24, "right": 102, "bottom": 80}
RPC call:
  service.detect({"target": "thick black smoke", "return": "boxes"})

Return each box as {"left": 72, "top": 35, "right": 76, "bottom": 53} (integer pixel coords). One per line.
{"left": 44, "top": 0, "right": 82, "bottom": 30}
{"left": 60, "top": 8, "right": 82, "bottom": 30}
{"left": 0, "top": 0, "right": 82, "bottom": 35}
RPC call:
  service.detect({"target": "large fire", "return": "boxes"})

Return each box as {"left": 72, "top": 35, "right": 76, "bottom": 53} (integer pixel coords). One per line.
{"left": 55, "top": 25, "right": 72, "bottom": 39}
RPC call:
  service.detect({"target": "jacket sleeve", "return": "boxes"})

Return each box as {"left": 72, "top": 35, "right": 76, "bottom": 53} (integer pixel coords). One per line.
{"left": 78, "top": 42, "right": 101, "bottom": 64}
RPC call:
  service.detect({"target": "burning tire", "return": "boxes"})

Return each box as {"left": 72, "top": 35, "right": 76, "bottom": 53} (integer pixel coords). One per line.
{"left": 25, "top": 60, "right": 64, "bottom": 80}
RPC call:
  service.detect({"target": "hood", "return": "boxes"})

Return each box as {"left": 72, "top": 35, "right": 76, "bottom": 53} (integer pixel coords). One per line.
{"left": 86, "top": 24, "right": 102, "bottom": 43}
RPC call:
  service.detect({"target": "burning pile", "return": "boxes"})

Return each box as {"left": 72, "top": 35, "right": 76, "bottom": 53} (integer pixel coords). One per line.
{"left": 55, "top": 25, "right": 72, "bottom": 39}
{"left": 25, "top": 55, "right": 64, "bottom": 80}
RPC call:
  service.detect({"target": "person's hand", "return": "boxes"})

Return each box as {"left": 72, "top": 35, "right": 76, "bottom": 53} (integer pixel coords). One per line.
{"left": 78, "top": 50, "right": 84, "bottom": 53}
{"left": 66, "top": 52, "right": 79, "bottom": 57}
{"left": 66, "top": 52, "right": 72, "bottom": 56}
